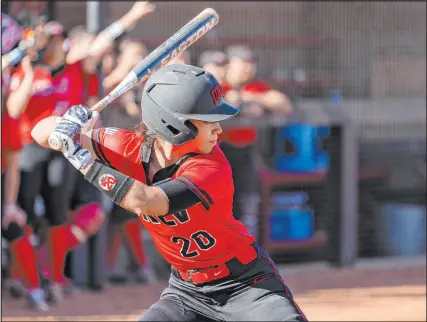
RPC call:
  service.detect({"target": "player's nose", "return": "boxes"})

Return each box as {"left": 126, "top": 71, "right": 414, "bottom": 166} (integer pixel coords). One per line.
{"left": 213, "top": 122, "right": 222, "bottom": 135}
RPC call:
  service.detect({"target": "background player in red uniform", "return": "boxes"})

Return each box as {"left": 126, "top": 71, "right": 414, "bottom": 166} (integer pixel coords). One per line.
{"left": 2, "top": 50, "right": 48, "bottom": 310}
{"left": 7, "top": 22, "right": 104, "bottom": 305}
{"left": 219, "top": 45, "right": 294, "bottom": 239}
{"left": 33, "top": 64, "right": 307, "bottom": 321}
{"left": 198, "top": 50, "right": 228, "bottom": 85}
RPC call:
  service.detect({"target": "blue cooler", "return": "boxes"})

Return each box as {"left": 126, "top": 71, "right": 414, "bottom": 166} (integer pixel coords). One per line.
{"left": 269, "top": 193, "right": 314, "bottom": 241}
{"left": 274, "top": 124, "right": 329, "bottom": 173}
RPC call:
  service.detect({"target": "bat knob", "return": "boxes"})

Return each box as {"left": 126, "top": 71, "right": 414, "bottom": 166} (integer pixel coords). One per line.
{"left": 48, "top": 134, "right": 62, "bottom": 151}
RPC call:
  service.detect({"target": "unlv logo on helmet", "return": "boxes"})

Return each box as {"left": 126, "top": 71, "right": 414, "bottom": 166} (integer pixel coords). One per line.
{"left": 210, "top": 84, "right": 224, "bottom": 105}
{"left": 99, "top": 174, "right": 117, "bottom": 191}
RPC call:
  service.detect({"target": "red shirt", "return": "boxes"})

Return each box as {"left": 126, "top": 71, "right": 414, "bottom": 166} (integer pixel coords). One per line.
{"left": 221, "top": 79, "right": 271, "bottom": 147}
{"left": 52, "top": 61, "right": 99, "bottom": 116}
{"left": 90, "top": 127, "right": 256, "bottom": 271}
{"left": 1, "top": 110, "right": 23, "bottom": 172}
{"left": 9, "top": 64, "right": 55, "bottom": 145}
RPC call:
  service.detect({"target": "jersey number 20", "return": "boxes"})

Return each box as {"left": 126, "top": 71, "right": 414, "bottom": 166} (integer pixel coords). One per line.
{"left": 171, "top": 231, "right": 216, "bottom": 258}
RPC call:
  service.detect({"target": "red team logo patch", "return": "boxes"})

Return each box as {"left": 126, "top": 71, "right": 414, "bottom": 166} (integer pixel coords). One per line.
{"left": 99, "top": 174, "right": 117, "bottom": 191}
{"left": 210, "top": 84, "right": 225, "bottom": 105}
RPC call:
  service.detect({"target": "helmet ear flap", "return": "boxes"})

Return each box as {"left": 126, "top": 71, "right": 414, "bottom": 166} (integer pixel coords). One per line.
{"left": 184, "top": 120, "right": 199, "bottom": 139}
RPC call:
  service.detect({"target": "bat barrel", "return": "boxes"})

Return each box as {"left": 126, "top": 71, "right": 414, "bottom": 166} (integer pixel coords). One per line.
{"left": 132, "top": 8, "right": 219, "bottom": 82}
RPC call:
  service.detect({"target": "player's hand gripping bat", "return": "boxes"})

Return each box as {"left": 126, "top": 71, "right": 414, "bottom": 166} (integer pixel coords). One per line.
{"left": 48, "top": 8, "right": 219, "bottom": 150}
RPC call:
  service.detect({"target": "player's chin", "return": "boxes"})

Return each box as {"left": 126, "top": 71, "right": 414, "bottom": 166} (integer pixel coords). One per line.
{"left": 200, "top": 142, "right": 216, "bottom": 154}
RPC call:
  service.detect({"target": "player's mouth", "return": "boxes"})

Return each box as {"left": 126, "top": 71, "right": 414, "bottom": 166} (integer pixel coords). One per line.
{"left": 209, "top": 138, "right": 218, "bottom": 144}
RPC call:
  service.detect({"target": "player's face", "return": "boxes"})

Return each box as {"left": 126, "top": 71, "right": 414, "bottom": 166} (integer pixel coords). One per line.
{"left": 226, "top": 57, "right": 256, "bottom": 85}
{"left": 203, "top": 63, "right": 226, "bottom": 83}
{"left": 44, "top": 35, "right": 65, "bottom": 66}
{"left": 189, "top": 120, "right": 223, "bottom": 154}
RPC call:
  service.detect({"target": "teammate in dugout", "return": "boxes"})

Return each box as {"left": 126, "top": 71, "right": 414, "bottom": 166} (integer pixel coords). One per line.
{"left": 1, "top": 16, "right": 49, "bottom": 311}
{"left": 7, "top": 21, "right": 105, "bottom": 306}
{"left": 219, "top": 45, "right": 293, "bottom": 239}
{"left": 32, "top": 64, "right": 307, "bottom": 321}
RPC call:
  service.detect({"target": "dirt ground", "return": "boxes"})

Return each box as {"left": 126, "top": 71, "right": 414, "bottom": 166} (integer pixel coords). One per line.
{"left": 2, "top": 260, "right": 426, "bottom": 321}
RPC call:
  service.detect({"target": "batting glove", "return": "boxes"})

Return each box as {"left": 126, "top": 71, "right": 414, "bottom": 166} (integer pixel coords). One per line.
{"left": 51, "top": 104, "right": 93, "bottom": 155}
{"left": 65, "top": 148, "right": 93, "bottom": 170}
{"left": 52, "top": 118, "right": 82, "bottom": 156}
{"left": 62, "top": 104, "right": 93, "bottom": 126}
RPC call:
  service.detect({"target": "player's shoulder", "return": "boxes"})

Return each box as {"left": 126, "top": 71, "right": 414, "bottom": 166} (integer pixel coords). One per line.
{"left": 183, "top": 145, "right": 232, "bottom": 171}
{"left": 92, "top": 127, "right": 144, "bottom": 164}
{"left": 96, "top": 127, "right": 143, "bottom": 149}
{"left": 96, "top": 127, "right": 142, "bottom": 142}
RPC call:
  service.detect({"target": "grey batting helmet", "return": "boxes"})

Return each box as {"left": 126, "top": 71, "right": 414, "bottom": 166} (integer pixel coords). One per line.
{"left": 141, "top": 64, "right": 239, "bottom": 145}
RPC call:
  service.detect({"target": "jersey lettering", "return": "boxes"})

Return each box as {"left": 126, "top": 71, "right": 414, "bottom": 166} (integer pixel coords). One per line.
{"left": 143, "top": 210, "right": 190, "bottom": 227}
{"left": 171, "top": 230, "right": 216, "bottom": 258}
{"left": 147, "top": 215, "right": 160, "bottom": 224}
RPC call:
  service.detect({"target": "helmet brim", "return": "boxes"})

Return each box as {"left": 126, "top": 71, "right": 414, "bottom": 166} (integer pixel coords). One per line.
{"left": 178, "top": 101, "right": 239, "bottom": 123}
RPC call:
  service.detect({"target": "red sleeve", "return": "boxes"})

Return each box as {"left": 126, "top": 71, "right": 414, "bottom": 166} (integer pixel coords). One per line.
{"left": 90, "top": 127, "right": 144, "bottom": 179}
{"left": 175, "top": 147, "right": 233, "bottom": 210}
{"left": 243, "top": 80, "right": 271, "bottom": 93}
{"left": 87, "top": 73, "right": 99, "bottom": 97}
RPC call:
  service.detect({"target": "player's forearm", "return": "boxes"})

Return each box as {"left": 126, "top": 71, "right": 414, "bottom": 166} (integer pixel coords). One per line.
{"left": 80, "top": 158, "right": 169, "bottom": 216}
{"left": 102, "top": 64, "right": 132, "bottom": 90}
{"left": 4, "top": 152, "right": 21, "bottom": 205}
{"left": 6, "top": 73, "right": 34, "bottom": 118}
{"left": 88, "top": 3, "right": 152, "bottom": 61}
{"left": 258, "top": 90, "right": 293, "bottom": 116}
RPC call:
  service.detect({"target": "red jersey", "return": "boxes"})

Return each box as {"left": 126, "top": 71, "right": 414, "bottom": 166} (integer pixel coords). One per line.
{"left": 52, "top": 61, "right": 99, "bottom": 116}
{"left": 1, "top": 110, "right": 23, "bottom": 172}
{"left": 9, "top": 64, "right": 55, "bottom": 145}
{"left": 221, "top": 80, "right": 271, "bottom": 147}
{"left": 90, "top": 127, "right": 256, "bottom": 271}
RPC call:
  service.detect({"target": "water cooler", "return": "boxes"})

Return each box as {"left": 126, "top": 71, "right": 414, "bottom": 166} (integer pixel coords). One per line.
{"left": 269, "top": 193, "right": 314, "bottom": 241}
{"left": 274, "top": 123, "right": 329, "bottom": 173}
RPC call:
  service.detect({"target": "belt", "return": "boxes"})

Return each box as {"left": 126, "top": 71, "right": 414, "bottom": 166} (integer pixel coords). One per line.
{"left": 176, "top": 243, "right": 259, "bottom": 285}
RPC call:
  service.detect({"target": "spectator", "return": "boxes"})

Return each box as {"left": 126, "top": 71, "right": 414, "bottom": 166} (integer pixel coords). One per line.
{"left": 219, "top": 45, "right": 293, "bottom": 238}
{"left": 198, "top": 50, "right": 228, "bottom": 84}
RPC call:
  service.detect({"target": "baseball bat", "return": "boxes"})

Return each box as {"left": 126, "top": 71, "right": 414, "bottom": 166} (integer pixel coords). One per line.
{"left": 48, "top": 8, "right": 219, "bottom": 150}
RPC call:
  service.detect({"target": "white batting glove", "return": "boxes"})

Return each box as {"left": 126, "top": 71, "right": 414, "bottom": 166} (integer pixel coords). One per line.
{"left": 65, "top": 148, "right": 93, "bottom": 170}
{"left": 51, "top": 104, "right": 93, "bottom": 155}
{"left": 52, "top": 118, "right": 82, "bottom": 156}
{"left": 62, "top": 104, "right": 93, "bottom": 126}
